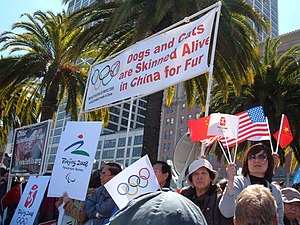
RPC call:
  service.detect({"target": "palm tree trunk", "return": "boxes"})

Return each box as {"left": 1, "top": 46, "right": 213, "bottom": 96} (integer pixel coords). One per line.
{"left": 142, "top": 90, "right": 164, "bottom": 163}
{"left": 41, "top": 78, "right": 59, "bottom": 121}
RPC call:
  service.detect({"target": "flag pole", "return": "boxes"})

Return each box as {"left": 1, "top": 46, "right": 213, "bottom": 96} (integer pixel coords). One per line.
{"left": 201, "top": 2, "right": 222, "bottom": 157}
{"left": 222, "top": 132, "right": 232, "bottom": 163}
{"left": 275, "top": 114, "right": 284, "bottom": 154}
{"left": 265, "top": 117, "right": 274, "bottom": 153}
{"left": 233, "top": 144, "right": 238, "bottom": 164}
{"left": 217, "top": 140, "right": 230, "bottom": 164}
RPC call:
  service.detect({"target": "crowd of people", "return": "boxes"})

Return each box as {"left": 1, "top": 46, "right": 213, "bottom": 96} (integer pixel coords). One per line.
{"left": 0, "top": 142, "right": 300, "bottom": 225}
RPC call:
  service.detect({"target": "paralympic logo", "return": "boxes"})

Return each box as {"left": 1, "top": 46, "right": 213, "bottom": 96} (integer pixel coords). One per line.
{"left": 117, "top": 168, "right": 150, "bottom": 196}
{"left": 66, "top": 172, "right": 76, "bottom": 183}
{"left": 90, "top": 60, "right": 120, "bottom": 90}
{"left": 64, "top": 134, "right": 89, "bottom": 157}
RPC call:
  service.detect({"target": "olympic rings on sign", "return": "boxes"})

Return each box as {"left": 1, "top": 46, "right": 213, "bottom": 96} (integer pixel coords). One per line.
{"left": 117, "top": 167, "right": 151, "bottom": 196}
{"left": 17, "top": 216, "right": 28, "bottom": 225}
{"left": 90, "top": 61, "right": 120, "bottom": 90}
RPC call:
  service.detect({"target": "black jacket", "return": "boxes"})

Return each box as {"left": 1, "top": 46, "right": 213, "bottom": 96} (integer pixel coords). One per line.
{"left": 181, "top": 184, "right": 233, "bottom": 225}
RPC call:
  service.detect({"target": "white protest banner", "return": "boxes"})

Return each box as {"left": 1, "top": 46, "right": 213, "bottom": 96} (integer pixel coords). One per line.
{"left": 11, "top": 176, "right": 50, "bottom": 225}
{"left": 208, "top": 113, "right": 239, "bottom": 138}
{"left": 47, "top": 121, "right": 102, "bottom": 201}
{"left": 84, "top": 8, "right": 217, "bottom": 111}
{"left": 105, "top": 155, "right": 160, "bottom": 209}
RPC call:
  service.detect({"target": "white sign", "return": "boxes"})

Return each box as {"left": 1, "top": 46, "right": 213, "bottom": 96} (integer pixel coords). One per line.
{"left": 105, "top": 155, "right": 160, "bottom": 209}
{"left": 208, "top": 113, "right": 239, "bottom": 138}
{"left": 84, "top": 9, "right": 217, "bottom": 111}
{"left": 47, "top": 121, "right": 102, "bottom": 201}
{"left": 11, "top": 176, "right": 50, "bottom": 225}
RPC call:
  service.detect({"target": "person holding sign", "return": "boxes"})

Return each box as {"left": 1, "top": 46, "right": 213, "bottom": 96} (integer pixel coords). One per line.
{"left": 180, "top": 158, "right": 233, "bottom": 225}
{"left": 219, "top": 143, "right": 284, "bottom": 225}
{"left": 55, "top": 169, "right": 102, "bottom": 225}
{"left": 83, "top": 163, "right": 122, "bottom": 224}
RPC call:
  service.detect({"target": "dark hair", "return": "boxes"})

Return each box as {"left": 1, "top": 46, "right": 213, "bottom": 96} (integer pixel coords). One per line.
{"left": 292, "top": 182, "right": 300, "bottom": 191}
{"left": 242, "top": 143, "right": 274, "bottom": 179}
{"left": 106, "top": 162, "right": 122, "bottom": 175}
{"left": 89, "top": 169, "right": 101, "bottom": 188}
{"left": 188, "top": 167, "right": 215, "bottom": 184}
{"left": 153, "top": 161, "right": 172, "bottom": 183}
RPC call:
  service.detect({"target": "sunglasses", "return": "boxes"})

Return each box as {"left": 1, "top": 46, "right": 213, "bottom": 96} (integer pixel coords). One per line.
{"left": 248, "top": 154, "right": 268, "bottom": 161}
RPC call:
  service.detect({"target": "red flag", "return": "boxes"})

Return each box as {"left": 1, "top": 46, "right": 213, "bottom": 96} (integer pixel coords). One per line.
{"left": 273, "top": 115, "right": 293, "bottom": 148}
{"left": 188, "top": 116, "right": 211, "bottom": 142}
{"left": 1, "top": 183, "right": 22, "bottom": 211}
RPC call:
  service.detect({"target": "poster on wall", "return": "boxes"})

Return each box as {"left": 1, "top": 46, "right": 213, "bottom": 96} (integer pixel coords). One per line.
{"left": 10, "top": 120, "right": 52, "bottom": 175}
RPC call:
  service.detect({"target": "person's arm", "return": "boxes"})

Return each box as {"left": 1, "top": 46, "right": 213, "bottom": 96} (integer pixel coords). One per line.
{"left": 83, "top": 190, "right": 98, "bottom": 219}
{"left": 63, "top": 192, "right": 87, "bottom": 222}
{"left": 219, "top": 163, "right": 236, "bottom": 218}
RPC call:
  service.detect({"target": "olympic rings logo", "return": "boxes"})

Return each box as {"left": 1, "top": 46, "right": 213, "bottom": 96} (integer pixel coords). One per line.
{"left": 17, "top": 216, "right": 28, "bottom": 225}
{"left": 90, "top": 60, "right": 120, "bottom": 90}
{"left": 117, "top": 168, "right": 150, "bottom": 196}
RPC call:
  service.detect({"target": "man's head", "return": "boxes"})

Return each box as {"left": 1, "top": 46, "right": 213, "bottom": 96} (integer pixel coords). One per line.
{"left": 234, "top": 184, "right": 278, "bottom": 225}
{"left": 109, "top": 190, "right": 207, "bottom": 225}
{"left": 100, "top": 162, "right": 122, "bottom": 185}
{"left": 281, "top": 187, "right": 300, "bottom": 221}
{"left": 152, "top": 161, "right": 171, "bottom": 188}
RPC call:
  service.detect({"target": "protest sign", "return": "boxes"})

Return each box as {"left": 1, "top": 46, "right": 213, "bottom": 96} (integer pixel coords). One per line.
{"left": 84, "top": 8, "right": 216, "bottom": 111}
{"left": 11, "top": 120, "right": 52, "bottom": 175}
{"left": 105, "top": 155, "right": 160, "bottom": 209}
{"left": 47, "top": 121, "right": 102, "bottom": 201}
{"left": 11, "top": 176, "right": 50, "bottom": 225}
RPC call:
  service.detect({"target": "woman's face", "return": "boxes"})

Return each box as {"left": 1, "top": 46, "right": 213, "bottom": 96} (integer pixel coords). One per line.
{"left": 192, "top": 167, "right": 212, "bottom": 193}
{"left": 247, "top": 150, "right": 268, "bottom": 178}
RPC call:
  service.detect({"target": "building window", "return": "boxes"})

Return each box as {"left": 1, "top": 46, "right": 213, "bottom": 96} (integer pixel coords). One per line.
{"left": 134, "top": 135, "right": 143, "bottom": 145}
{"left": 180, "top": 116, "right": 185, "bottom": 124}
{"left": 179, "top": 128, "right": 184, "bottom": 138}
{"left": 102, "top": 150, "right": 115, "bottom": 159}
{"left": 166, "top": 118, "right": 170, "bottom": 125}
{"left": 169, "top": 130, "right": 173, "bottom": 139}
{"left": 182, "top": 103, "right": 186, "bottom": 111}
{"left": 164, "top": 131, "right": 168, "bottom": 139}
{"left": 132, "top": 147, "right": 142, "bottom": 156}
{"left": 170, "top": 118, "right": 174, "bottom": 125}
{"left": 104, "top": 139, "right": 116, "bottom": 148}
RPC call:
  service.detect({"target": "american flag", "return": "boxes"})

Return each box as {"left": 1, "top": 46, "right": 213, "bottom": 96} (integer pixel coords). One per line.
{"left": 201, "top": 136, "right": 220, "bottom": 147}
{"left": 220, "top": 106, "right": 270, "bottom": 148}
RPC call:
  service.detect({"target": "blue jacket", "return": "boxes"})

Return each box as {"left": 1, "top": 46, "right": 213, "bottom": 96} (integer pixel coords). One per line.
{"left": 83, "top": 186, "right": 117, "bottom": 224}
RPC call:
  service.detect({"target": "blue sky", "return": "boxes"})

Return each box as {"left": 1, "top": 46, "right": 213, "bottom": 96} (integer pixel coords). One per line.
{"left": 0, "top": 0, "right": 299, "bottom": 54}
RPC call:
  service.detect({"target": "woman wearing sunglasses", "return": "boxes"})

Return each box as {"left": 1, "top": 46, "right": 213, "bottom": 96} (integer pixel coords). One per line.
{"left": 219, "top": 143, "right": 284, "bottom": 225}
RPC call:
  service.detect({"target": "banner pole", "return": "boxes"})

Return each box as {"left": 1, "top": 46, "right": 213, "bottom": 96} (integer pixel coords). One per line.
{"left": 201, "top": 2, "right": 222, "bottom": 157}
{"left": 275, "top": 114, "right": 284, "bottom": 153}
{"left": 123, "top": 98, "right": 134, "bottom": 168}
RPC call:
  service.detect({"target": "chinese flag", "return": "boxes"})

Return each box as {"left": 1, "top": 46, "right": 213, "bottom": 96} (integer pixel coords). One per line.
{"left": 1, "top": 183, "right": 22, "bottom": 211}
{"left": 273, "top": 115, "right": 293, "bottom": 148}
{"left": 188, "top": 116, "right": 210, "bottom": 142}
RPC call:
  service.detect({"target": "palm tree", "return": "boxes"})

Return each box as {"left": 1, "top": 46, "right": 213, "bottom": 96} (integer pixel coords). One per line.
{"left": 62, "top": 0, "right": 267, "bottom": 162}
{"left": 210, "top": 37, "right": 300, "bottom": 162}
{"left": 0, "top": 11, "right": 89, "bottom": 143}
